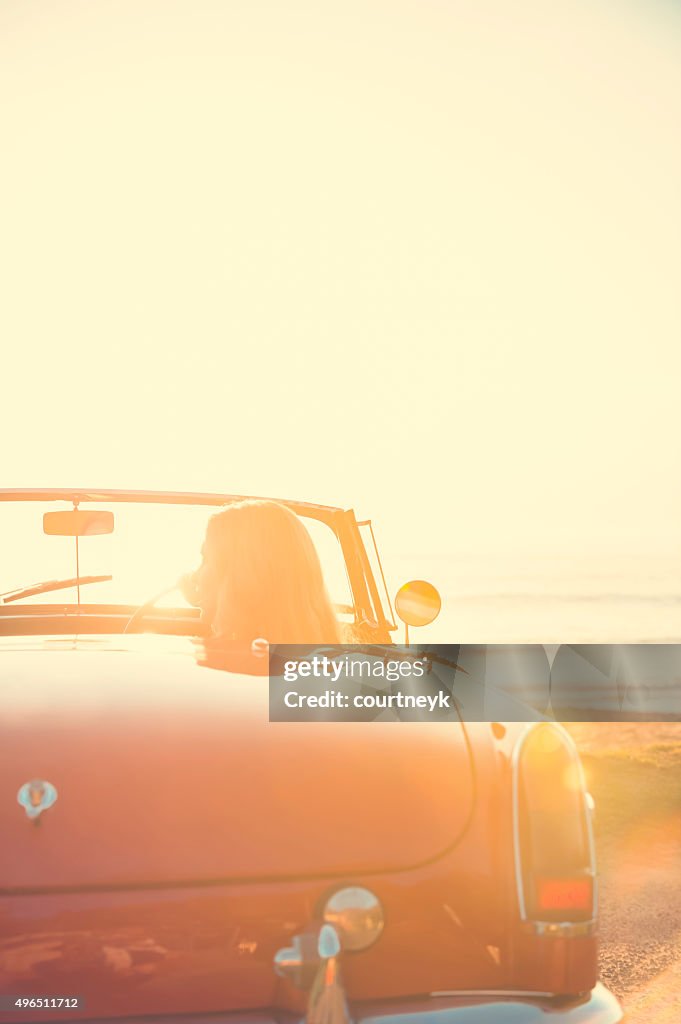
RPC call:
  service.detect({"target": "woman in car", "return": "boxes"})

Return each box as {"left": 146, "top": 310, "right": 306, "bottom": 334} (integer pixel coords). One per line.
{"left": 184, "top": 498, "right": 342, "bottom": 647}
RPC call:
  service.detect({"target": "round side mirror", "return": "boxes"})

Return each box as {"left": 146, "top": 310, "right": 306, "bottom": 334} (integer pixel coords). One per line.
{"left": 394, "top": 580, "right": 441, "bottom": 639}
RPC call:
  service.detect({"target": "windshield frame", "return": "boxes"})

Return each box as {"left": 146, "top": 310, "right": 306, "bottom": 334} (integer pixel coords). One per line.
{"left": 0, "top": 489, "right": 394, "bottom": 641}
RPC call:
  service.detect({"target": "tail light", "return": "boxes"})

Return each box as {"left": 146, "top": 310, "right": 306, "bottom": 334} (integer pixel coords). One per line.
{"left": 513, "top": 723, "right": 595, "bottom": 926}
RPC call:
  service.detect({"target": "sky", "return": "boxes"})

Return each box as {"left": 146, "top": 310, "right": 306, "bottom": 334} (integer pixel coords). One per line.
{"left": 1, "top": 0, "right": 680, "bottom": 564}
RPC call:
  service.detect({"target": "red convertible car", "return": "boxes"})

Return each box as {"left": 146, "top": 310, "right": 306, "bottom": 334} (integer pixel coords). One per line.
{"left": 0, "top": 490, "right": 623, "bottom": 1022}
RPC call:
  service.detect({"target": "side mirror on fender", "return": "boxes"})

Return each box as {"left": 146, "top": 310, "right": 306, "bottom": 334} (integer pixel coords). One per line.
{"left": 394, "top": 579, "right": 441, "bottom": 643}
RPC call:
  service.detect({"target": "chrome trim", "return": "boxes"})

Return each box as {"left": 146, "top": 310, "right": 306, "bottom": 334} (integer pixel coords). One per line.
{"left": 432, "top": 989, "right": 557, "bottom": 998}
{"left": 511, "top": 722, "right": 533, "bottom": 920}
{"left": 317, "top": 922, "right": 342, "bottom": 959}
{"left": 274, "top": 924, "right": 352, "bottom": 1024}
{"left": 17, "top": 779, "right": 58, "bottom": 821}
{"left": 32, "top": 984, "right": 623, "bottom": 1023}
{"left": 351, "top": 984, "right": 623, "bottom": 1022}
{"left": 525, "top": 921, "right": 595, "bottom": 937}
{"left": 323, "top": 885, "right": 385, "bottom": 952}
{"left": 511, "top": 722, "right": 597, "bottom": 930}
{"left": 369, "top": 984, "right": 622, "bottom": 1022}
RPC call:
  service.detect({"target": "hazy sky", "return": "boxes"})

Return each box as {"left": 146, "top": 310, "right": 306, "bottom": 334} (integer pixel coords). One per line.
{"left": 2, "top": 0, "right": 680, "bottom": 560}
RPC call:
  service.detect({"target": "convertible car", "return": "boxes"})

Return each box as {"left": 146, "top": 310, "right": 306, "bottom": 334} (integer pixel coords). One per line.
{"left": 0, "top": 490, "right": 623, "bottom": 1022}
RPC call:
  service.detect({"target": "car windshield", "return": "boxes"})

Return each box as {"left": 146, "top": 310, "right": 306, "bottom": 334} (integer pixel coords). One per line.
{"left": 0, "top": 499, "right": 354, "bottom": 614}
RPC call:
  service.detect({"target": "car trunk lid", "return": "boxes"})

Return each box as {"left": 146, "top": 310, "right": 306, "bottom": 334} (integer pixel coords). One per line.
{"left": 0, "top": 642, "right": 474, "bottom": 891}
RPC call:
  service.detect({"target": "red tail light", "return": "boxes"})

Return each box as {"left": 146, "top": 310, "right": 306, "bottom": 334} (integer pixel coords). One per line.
{"left": 513, "top": 724, "right": 595, "bottom": 925}
{"left": 535, "top": 876, "right": 594, "bottom": 913}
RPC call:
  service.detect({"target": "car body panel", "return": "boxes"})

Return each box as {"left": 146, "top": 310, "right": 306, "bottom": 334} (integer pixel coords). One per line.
{"left": 0, "top": 637, "right": 475, "bottom": 891}
{"left": 0, "top": 491, "right": 622, "bottom": 1023}
{"left": 0, "top": 638, "right": 601, "bottom": 1018}
{"left": 0, "top": 851, "right": 601, "bottom": 1021}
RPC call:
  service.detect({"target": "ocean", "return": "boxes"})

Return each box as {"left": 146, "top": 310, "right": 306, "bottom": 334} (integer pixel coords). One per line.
{"left": 385, "top": 551, "right": 681, "bottom": 645}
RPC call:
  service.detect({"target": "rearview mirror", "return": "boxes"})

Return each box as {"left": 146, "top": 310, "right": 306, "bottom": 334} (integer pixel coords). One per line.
{"left": 43, "top": 510, "right": 114, "bottom": 537}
